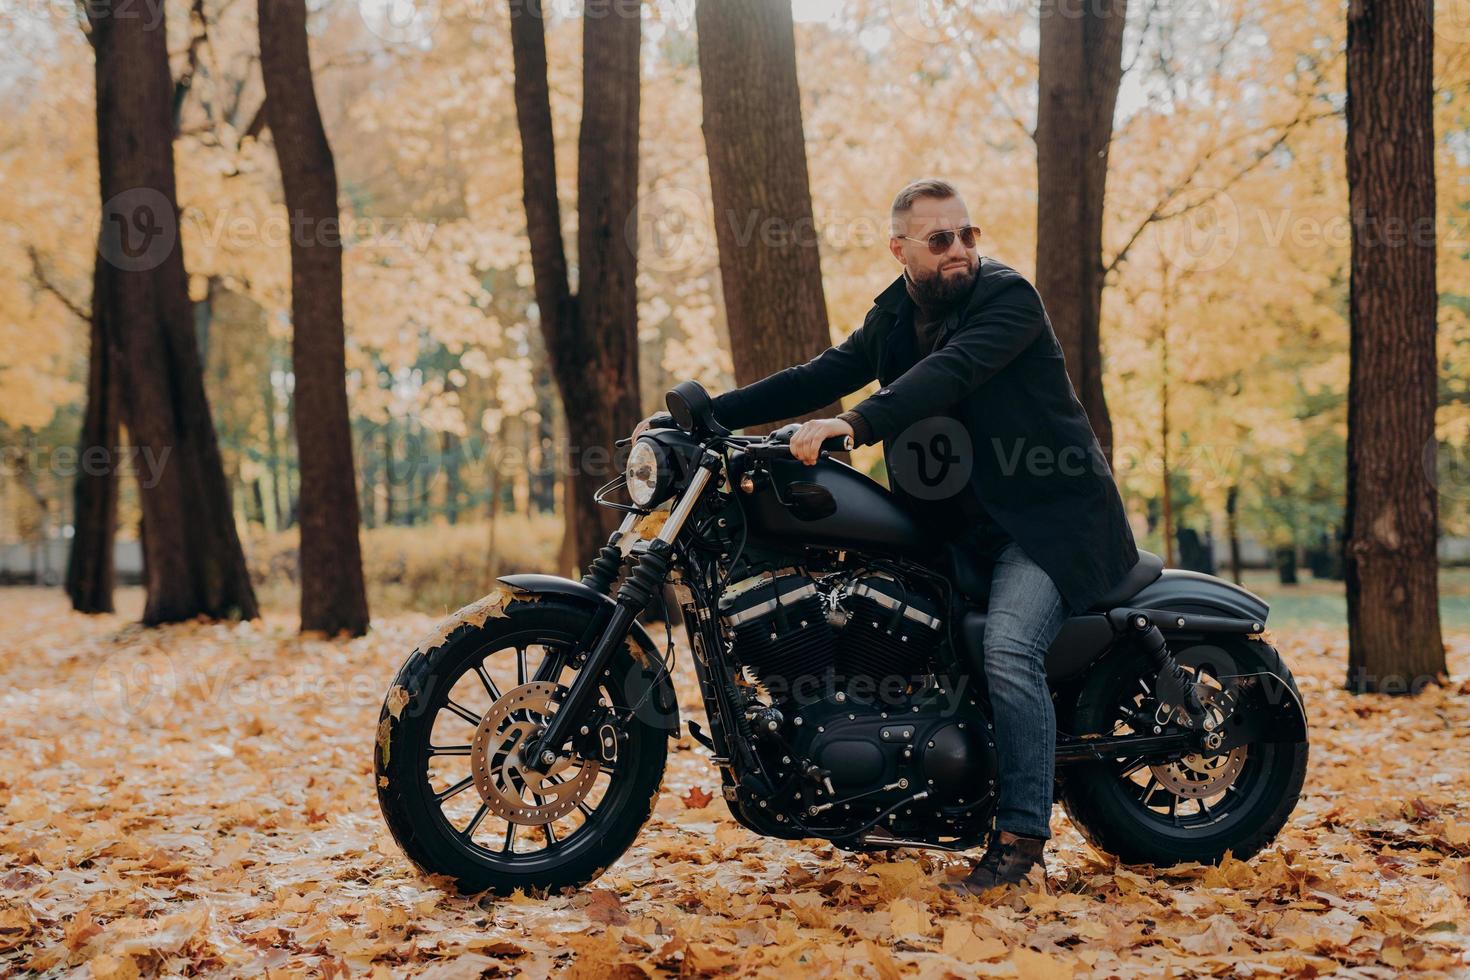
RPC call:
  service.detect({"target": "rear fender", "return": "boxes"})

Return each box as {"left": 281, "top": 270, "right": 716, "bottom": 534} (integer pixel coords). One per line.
{"left": 1126, "top": 569, "right": 1269, "bottom": 625}
{"left": 1215, "top": 670, "right": 1309, "bottom": 747}
{"left": 496, "top": 574, "right": 681, "bottom": 736}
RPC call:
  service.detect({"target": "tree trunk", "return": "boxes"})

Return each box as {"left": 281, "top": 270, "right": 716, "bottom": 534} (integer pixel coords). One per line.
{"left": 508, "top": 0, "right": 641, "bottom": 574}
{"left": 695, "top": 0, "right": 835, "bottom": 433}
{"left": 65, "top": 257, "right": 120, "bottom": 613}
{"left": 1343, "top": 0, "right": 1444, "bottom": 694}
{"left": 1034, "top": 0, "right": 1127, "bottom": 460}
{"left": 1226, "top": 484, "right": 1242, "bottom": 585}
{"left": 258, "top": 0, "right": 370, "bottom": 635}
{"left": 87, "top": 1, "right": 259, "bottom": 624}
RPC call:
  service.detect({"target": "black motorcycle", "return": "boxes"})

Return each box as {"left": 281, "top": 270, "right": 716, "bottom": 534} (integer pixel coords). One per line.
{"left": 376, "top": 380, "right": 1309, "bottom": 894}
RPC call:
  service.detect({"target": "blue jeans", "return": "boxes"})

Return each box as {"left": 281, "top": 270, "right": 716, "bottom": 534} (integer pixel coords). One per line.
{"left": 982, "top": 540, "right": 1071, "bottom": 840}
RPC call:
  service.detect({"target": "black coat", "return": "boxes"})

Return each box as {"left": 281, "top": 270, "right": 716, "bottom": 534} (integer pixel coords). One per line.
{"left": 710, "top": 257, "right": 1139, "bottom": 613}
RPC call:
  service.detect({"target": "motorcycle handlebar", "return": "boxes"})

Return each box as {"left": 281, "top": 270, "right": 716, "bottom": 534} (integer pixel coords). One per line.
{"left": 742, "top": 432, "right": 853, "bottom": 461}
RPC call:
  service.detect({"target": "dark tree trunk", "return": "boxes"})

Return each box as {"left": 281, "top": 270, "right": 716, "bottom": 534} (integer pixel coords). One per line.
{"left": 508, "top": 0, "right": 641, "bottom": 575}
{"left": 66, "top": 256, "right": 119, "bottom": 613}
{"left": 258, "top": 0, "right": 370, "bottom": 635}
{"left": 1343, "top": 0, "right": 1444, "bottom": 694}
{"left": 87, "top": 0, "right": 259, "bottom": 623}
{"left": 444, "top": 432, "right": 461, "bottom": 524}
{"left": 1034, "top": 0, "right": 1127, "bottom": 460}
{"left": 265, "top": 376, "right": 287, "bottom": 530}
{"left": 695, "top": 0, "right": 835, "bottom": 433}
{"left": 1226, "top": 484, "right": 1242, "bottom": 585}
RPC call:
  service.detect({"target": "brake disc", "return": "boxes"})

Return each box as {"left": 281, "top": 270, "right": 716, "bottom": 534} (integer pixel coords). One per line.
{"left": 469, "top": 681, "right": 600, "bottom": 826}
{"left": 1149, "top": 686, "right": 1247, "bottom": 799}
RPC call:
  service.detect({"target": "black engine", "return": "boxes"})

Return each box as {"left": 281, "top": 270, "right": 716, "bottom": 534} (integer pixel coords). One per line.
{"left": 716, "top": 566, "right": 997, "bottom": 840}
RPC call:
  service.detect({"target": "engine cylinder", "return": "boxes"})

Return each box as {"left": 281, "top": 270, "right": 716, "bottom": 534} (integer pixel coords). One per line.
{"left": 719, "top": 569, "right": 837, "bottom": 703}
{"left": 836, "top": 572, "right": 944, "bottom": 700}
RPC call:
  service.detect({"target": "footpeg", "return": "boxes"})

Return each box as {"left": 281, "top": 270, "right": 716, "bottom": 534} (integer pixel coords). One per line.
{"left": 687, "top": 720, "right": 716, "bottom": 751}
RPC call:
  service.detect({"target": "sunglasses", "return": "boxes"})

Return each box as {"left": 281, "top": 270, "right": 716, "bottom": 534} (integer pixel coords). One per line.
{"left": 897, "top": 225, "right": 982, "bottom": 254}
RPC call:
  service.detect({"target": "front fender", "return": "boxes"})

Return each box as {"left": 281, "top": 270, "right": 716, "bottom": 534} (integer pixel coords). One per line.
{"left": 497, "top": 574, "right": 681, "bottom": 737}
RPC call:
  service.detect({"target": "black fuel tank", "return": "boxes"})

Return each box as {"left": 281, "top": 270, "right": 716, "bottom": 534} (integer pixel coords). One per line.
{"left": 742, "top": 457, "right": 930, "bottom": 558}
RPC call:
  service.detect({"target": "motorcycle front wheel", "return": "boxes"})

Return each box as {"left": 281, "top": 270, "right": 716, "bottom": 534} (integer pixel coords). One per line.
{"left": 1060, "top": 635, "right": 1308, "bottom": 866}
{"left": 375, "top": 598, "right": 668, "bottom": 894}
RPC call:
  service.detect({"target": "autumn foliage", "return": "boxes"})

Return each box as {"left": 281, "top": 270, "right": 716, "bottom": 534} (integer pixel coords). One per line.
{"left": 2, "top": 589, "right": 1468, "bottom": 975}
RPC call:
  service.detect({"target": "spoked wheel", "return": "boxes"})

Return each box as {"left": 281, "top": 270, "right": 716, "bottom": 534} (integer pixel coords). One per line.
{"left": 1060, "top": 637, "right": 1308, "bottom": 866}
{"left": 377, "top": 600, "right": 668, "bottom": 894}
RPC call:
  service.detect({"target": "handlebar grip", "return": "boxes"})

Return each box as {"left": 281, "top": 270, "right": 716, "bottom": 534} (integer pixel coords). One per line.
{"left": 744, "top": 433, "right": 852, "bottom": 462}
{"left": 821, "top": 434, "right": 854, "bottom": 453}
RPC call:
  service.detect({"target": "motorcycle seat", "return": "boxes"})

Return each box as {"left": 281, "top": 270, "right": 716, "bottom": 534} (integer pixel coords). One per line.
{"left": 1088, "top": 550, "right": 1165, "bottom": 610}
{"left": 946, "top": 546, "right": 1165, "bottom": 611}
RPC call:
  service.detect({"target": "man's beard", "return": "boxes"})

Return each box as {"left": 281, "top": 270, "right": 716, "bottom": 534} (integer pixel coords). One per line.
{"left": 905, "top": 259, "right": 979, "bottom": 311}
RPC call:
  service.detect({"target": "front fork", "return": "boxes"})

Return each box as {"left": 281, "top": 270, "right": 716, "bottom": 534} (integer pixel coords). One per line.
{"left": 523, "top": 453, "right": 719, "bottom": 773}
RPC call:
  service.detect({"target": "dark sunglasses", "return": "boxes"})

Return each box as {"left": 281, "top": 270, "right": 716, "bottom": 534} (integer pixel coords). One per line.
{"left": 897, "top": 225, "right": 982, "bottom": 254}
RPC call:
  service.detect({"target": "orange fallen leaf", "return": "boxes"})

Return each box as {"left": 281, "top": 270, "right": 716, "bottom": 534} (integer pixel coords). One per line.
{"left": 680, "top": 785, "right": 713, "bottom": 809}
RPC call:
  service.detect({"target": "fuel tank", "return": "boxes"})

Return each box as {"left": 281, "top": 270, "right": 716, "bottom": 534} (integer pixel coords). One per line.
{"left": 741, "top": 456, "right": 931, "bottom": 559}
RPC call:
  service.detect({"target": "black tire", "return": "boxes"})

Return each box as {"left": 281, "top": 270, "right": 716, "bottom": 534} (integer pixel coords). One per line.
{"left": 1060, "top": 635, "right": 1308, "bottom": 867}
{"left": 375, "top": 598, "right": 669, "bottom": 894}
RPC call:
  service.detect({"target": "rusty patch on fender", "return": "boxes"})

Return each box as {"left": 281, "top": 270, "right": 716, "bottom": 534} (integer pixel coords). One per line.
{"left": 415, "top": 587, "right": 540, "bottom": 654}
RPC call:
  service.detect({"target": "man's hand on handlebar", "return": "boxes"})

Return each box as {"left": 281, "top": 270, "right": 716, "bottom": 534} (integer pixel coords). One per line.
{"left": 631, "top": 412, "right": 673, "bottom": 440}
{"left": 790, "top": 417, "right": 854, "bottom": 465}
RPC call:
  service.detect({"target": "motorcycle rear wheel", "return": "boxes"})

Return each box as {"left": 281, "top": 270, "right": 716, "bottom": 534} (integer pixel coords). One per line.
{"left": 1060, "top": 636, "right": 1308, "bottom": 866}
{"left": 375, "top": 599, "right": 668, "bottom": 894}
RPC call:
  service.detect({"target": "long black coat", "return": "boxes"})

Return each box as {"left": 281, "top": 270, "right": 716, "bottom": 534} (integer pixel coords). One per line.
{"left": 710, "top": 257, "right": 1139, "bottom": 613}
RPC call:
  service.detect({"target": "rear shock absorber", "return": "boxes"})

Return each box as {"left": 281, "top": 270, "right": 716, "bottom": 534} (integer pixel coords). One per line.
{"left": 1123, "top": 612, "right": 1207, "bottom": 725}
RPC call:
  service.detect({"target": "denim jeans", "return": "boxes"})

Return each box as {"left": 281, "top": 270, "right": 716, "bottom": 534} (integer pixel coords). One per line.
{"left": 982, "top": 539, "right": 1072, "bottom": 839}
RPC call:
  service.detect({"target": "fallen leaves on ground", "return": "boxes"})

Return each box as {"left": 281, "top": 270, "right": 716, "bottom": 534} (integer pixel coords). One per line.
{"left": 1, "top": 589, "right": 1468, "bottom": 976}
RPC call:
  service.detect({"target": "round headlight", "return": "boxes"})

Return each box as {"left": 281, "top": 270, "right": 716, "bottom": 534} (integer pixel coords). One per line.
{"left": 625, "top": 439, "right": 664, "bottom": 507}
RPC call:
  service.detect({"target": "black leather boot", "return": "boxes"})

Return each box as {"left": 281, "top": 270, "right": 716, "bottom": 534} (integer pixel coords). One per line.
{"left": 942, "top": 829, "right": 1048, "bottom": 895}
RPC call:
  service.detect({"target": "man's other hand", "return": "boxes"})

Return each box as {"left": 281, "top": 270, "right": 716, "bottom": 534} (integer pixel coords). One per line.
{"left": 790, "top": 417, "right": 854, "bottom": 465}
{"left": 631, "top": 412, "right": 672, "bottom": 440}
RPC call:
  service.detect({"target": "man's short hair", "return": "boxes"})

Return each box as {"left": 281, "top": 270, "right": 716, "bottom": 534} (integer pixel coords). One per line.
{"left": 890, "top": 178, "right": 960, "bottom": 235}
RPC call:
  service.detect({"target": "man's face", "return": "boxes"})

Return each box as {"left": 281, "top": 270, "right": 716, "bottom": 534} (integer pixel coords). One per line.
{"left": 889, "top": 195, "right": 981, "bottom": 307}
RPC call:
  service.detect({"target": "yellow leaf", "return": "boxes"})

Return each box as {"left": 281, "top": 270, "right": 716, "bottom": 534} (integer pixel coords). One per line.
{"left": 941, "top": 922, "right": 1008, "bottom": 961}
{"left": 384, "top": 684, "right": 411, "bottom": 720}
{"left": 886, "top": 896, "right": 932, "bottom": 938}
{"left": 1012, "top": 947, "right": 1075, "bottom": 980}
